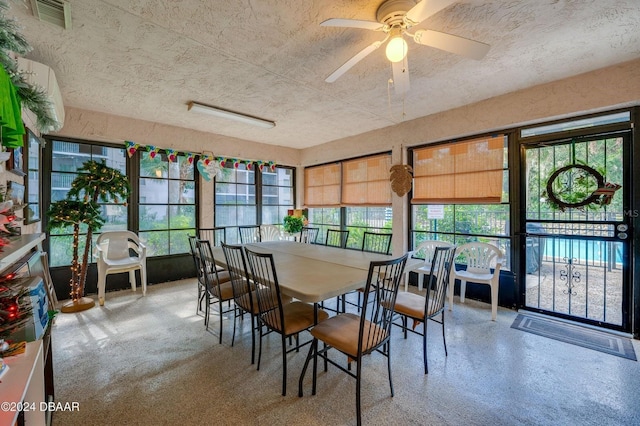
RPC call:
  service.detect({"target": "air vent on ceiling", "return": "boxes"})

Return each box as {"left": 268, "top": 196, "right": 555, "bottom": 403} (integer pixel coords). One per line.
{"left": 29, "top": 0, "right": 72, "bottom": 29}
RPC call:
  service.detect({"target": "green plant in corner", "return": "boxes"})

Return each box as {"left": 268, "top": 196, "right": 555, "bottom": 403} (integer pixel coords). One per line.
{"left": 283, "top": 215, "right": 304, "bottom": 234}
{"left": 47, "top": 160, "right": 131, "bottom": 313}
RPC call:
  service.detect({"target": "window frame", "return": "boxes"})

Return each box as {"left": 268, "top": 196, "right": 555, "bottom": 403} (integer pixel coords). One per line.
{"left": 24, "top": 128, "right": 42, "bottom": 224}
{"left": 408, "top": 133, "right": 511, "bottom": 269}
{"left": 214, "top": 163, "right": 295, "bottom": 243}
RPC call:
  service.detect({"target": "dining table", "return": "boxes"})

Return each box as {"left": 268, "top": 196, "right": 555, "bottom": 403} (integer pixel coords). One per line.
{"left": 210, "top": 240, "right": 399, "bottom": 304}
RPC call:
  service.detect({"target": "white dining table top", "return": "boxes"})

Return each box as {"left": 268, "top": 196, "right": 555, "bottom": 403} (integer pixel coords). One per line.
{"left": 210, "top": 241, "right": 395, "bottom": 304}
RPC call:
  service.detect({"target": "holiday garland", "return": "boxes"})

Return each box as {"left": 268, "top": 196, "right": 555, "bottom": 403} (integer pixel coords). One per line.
{"left": 0, "top": 0, "right": 61, "bottom": 134}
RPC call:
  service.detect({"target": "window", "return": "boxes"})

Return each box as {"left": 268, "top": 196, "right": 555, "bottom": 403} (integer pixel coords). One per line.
{"left": 305, "top": 153, "right": 393, "bottom": 248}
{"left": 48, "top": 141, "right": 128, "bottom": 267}
{"left": 307, "top": 207, "right": 340, "bottom": 245}
{"left": 24, "top": 129, "right": 41, "bottom": 224}
{"left": 412, "top": 135, "right": 506, "bottom": 204}
{"left": 215, "top": 163, "right": 256, "bottom": 243}
{"left": 410, "top": 135, "right": 511, "bottom": 269}
{"left": 261, "top": 166, "right": 294, "bottom": 225}
{"left": 139, "top": 151, "right": 195, "bottom": 256}
{"left": 304, "top": 163, "right": 340, "bottom": 207}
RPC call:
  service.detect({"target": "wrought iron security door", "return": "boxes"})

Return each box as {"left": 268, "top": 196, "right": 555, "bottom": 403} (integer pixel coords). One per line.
{"left": 522, "top": 129, "right": 631, "bottom": 331}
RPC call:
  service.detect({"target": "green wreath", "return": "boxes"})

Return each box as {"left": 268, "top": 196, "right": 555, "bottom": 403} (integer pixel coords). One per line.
{"left": 543, "top": 164, "right": 605, "bottom": 212}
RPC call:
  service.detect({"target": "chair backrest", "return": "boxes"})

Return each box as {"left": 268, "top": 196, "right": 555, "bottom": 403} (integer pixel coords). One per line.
{"left": 299, "top": 227, "right": 319, "bottom": 244}
{"left": 424, "top": 246, "right": 457, "bottom": 318}
{"left": 358, "top": 253, "right": 408, "bottom": 356}
{"left": 195, "top": 238, "right": 223, "bottom": 293}
{"left": 244, "top": 248, "right": 286, "bottom": 331}
{"left": 239, "top": 225, "right": 261, "bottom": 243}
{"left": 198, "top": 227, "right": 227, "bottom": 247}
{"left": 415, "top": 240, "right": 455, "bottom": 266}
{"left": 221, "top": 242, "right": 254, "bottom": 306}
{"left": 260, "top": 224, "right": 283, "bottom": 242}
{"left": 455, "top": 242, "right": 503, "bottom": 275}
{"left": 96, "top": 230, "right": 142, "bottom": 261}
{"left": 361, "top": 231, "right": 392, "bottom": 255}
{"left": 188, "top": 235, "right": 201, "bottom": 273}
{"left": 325, "top": 229, "right": 349, "bottom": 248}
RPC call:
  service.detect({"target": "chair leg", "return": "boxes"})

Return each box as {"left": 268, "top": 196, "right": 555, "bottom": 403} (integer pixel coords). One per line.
{"left": 442, "top": 312, "right": 448, "bottom": 357}
{"left": 298, "top": 338, "right": 316, "bottom": 397}
{"left": 204, "top": 292, "right": 210, "bottom": 330}
{"left": 257, "top": 321, "right": 263, "bottom": 371}
{"left": 250, "top": 315, "right": 256, "bottom": 365}
{"left": 281, "top": 334, "right": 288, "bottom": 396}
{"left": 418, "top": 273, "right": 425, "bottom": 292}
{"left": 448, "top": 276, "right": 455, "bottom": 311}
{"left": 129, "top": 270, "right": 136, "bottom": 291}
{"left": 386, "top": 342, "right": 394, "bottom": 397}
{"left": 97, "top": 271, "right": 106, "bottom": 306}
{"left": 218, "top": 300, "right": 223, "bottom": 345}
{"left": 140, "top": 265, "right": 147, "bottom": 296}
{"left": 402, "top": 315, "right": 408, "bottom": 339}
{"left": 231, "top": 306, "right": 237, "bottom": 347}
{"left": 423, "top": 319, "right": 429, "bottom": 374}
{"left": 460, "top": 280, "right": 467, "bottom": 303}
{"left": 491, "top": 282, "right": 499, "bottom": 321}
{"left": 356, "top": 359, "right": 362, "bottom": 426}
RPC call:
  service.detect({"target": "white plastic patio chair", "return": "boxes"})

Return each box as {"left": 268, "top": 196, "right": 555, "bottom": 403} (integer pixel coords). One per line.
{"left": 96, "top": 231, "right": 147, "bottom": 306}
{"left": 448, "top": 242, "right": 503, "bottom": 321}
{"left": 404, "top": 240, "right": 456, "bottom": 292}
{"left": 260, "top": 224, "right": 283, "bottom": 242}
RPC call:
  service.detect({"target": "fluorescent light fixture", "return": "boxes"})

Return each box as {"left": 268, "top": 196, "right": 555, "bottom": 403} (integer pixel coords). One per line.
{"left": 188, "top": 101, "right": 275, "bottom": 129}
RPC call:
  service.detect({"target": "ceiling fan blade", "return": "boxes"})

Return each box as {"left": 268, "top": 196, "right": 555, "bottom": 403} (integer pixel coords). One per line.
{"left": 392, "top": 57, "right": 410, "bottom": 95}
{"left": 413, "top": 29, "right": 490, "bottom": 60}
{"left": 325, "top": 40, "right": 383, "bottom": 83}
{"left": 321, "top": 18, "right": 384, "bottom": 31}
{"left": 405, "top": 0, "right": 457, "bottom": 25}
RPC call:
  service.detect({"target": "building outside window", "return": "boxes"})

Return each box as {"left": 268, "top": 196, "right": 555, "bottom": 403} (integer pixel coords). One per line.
{"left": 48, "top": 141, "right": 128, "bottom": 267}
{"left": 139, "top": 151, "right": 195, "bottom": 256}
{"left": 214, "top": 163, "right": 294, "bottom": 243}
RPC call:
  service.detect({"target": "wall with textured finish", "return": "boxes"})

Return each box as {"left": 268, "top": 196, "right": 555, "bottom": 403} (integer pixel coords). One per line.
{"left": 48, "top": 58, "right": 638, "bottom": 253}
{"left": 300, "top": 58, "right": 640, "bottom": 166}
{"left": 53, "top": 108, "right": 300, "bottom": 228}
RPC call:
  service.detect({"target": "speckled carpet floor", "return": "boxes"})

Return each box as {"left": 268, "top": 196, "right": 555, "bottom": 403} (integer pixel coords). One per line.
{"left": 49, "top": 279, "right": 640, "bottom": 425}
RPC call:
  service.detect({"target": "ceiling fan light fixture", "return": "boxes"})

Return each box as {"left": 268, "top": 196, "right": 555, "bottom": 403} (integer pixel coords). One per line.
{"left": 385, "top": 32, "right": 407, "bottom": 62}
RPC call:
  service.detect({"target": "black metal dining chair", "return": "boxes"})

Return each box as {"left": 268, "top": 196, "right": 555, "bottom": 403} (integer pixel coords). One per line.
{"left": 298, "top": 253, "right": 408, "bottom": 426}
{"left": 392, "top": 245, "right": 456, "bottom": 374}
{"left": 325, "top": 229, "right": 349, "bottom": 248}
{"left": 239, "top": 225, "right": 261, "bottom": 243}
{"left": 299, "top": 226, "right": 319, "bottom": 244}
{"left": 198, "top": 227, "right": 227, "bottom": 247}
{"left": 361, "top": 231, "right": 393, "bottom": 255}
{"left": 195, "top": 238, "right": 233, "bottom": 343}
{"left": 221, "top": 242, "right": 259, "bottom": 364}
{"left": 245, "top": 247, "right": 329, "bottom": 396}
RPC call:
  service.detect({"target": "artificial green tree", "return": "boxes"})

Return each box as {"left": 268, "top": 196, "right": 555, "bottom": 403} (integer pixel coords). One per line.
{"left": 47, "top": 160, "right": 130, "bottom": 312}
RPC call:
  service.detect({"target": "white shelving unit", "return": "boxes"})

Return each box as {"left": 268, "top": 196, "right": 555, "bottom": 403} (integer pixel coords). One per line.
{"left": 0, "top": 233, "right": 50, "bottom": 426}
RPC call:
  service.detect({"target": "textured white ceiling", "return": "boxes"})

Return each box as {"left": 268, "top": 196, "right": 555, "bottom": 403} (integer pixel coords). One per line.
{"left": 8, "top": 0, "right": 640, "bottom": 149}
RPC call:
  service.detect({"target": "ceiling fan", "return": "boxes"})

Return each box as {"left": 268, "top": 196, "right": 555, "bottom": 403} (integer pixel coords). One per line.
{"left": 322, "top": 0, "right": 490, "bottom": 94}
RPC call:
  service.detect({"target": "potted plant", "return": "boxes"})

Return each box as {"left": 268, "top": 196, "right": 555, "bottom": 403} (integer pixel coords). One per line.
{"left": 283, "top": 215, "right": 304, "bottom": 234}
{"left": 47, "top": 160, "right": 130, "bottom": 313}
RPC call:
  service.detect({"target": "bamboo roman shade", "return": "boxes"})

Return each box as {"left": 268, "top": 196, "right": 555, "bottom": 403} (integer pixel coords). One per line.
{"left": 341, "top": 154, "right": 392, "bottom": 206}
{"left": 412, "top": 135, "right": 505, "bottom": 204}
{"left": 304, "top": 163, "right": 341, "bottom": 207}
